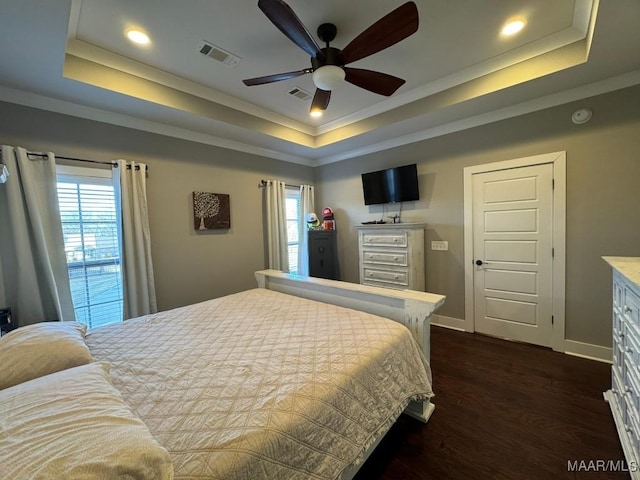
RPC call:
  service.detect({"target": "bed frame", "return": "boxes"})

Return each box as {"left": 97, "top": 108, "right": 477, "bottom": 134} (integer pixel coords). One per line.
{"left": 255, "top": 270, "right": 446, "bottom": 478}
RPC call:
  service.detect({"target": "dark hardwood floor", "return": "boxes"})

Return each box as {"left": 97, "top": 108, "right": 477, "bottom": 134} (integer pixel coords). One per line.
{"left": 354, "top": 326, "right": 628, "bottom": 480}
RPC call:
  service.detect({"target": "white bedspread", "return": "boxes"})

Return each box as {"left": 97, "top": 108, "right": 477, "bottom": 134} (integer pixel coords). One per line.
{"left": 86, "top": 288, "right": 433, "bottom": 480}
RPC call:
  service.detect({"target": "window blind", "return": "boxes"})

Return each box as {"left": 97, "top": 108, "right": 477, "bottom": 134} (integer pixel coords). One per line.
{"left": 285, "top": 189, "right": 301, "bottom": 274}
{"left": 57, "top": 176, "right": 123, "bottom": 328}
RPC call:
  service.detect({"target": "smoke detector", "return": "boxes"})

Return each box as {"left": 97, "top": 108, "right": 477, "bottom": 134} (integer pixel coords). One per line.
{"left": 572, "top": 108, "right": 592, "bottom": 124}
{"left": 197, "top": 41, "right": 240, "bottom": 67}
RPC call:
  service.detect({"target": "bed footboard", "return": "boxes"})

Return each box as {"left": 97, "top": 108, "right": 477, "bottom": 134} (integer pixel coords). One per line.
{"left": 255, "top": 269, "right": 445, "bottom": 422}
{"left": 255, "top": 270, "right": 445, "bottom": 357}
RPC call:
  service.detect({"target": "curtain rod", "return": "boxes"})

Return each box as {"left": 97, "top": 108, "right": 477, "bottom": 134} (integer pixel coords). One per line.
{"left": 258, "top": 179, "right": 299, "bottom": 189}
{"left": 25, "top": 151, "right": 148, "bottom": 171}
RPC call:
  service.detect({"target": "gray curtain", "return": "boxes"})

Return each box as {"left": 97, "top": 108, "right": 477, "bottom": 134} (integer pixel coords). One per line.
{"left": 112, "top": 159, "right": 157, "bottom": 319}
{"left": 0, "top": 146, "right": 75, "bottom": 326}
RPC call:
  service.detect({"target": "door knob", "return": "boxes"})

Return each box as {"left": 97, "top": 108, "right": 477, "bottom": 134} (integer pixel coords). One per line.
{"left": 475, "top": 260, "right": 484, "bottom": 266}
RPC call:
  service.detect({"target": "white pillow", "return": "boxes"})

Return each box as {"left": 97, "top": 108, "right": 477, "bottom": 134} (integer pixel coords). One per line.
{"left": 0, "top": 362, "right": 174, "bottom": 480}
{"left": 0, "top": 321, "right": 93, "bottom": 390}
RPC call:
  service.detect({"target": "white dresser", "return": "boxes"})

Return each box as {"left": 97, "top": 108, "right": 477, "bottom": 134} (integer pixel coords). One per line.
{"left": 357, "top": 223, "right": 425, "bottom": 291}
{"left": 604, "top": 256, "right": 640, "bottom": 476}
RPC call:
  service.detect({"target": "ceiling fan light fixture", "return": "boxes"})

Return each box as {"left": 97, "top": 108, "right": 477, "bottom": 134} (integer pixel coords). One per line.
{"left": 245, "top": 0, "right": 419, "bottom": 112}
{"left": 312, "top": 65, "right": 345, "bottom": 91}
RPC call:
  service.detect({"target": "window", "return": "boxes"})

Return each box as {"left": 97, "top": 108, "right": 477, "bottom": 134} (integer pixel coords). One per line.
{"left": 285, "top": 187, "right": 301, "bottom": 274}
{"left": 56, "top": 166, "right": 123, "bottom": 328}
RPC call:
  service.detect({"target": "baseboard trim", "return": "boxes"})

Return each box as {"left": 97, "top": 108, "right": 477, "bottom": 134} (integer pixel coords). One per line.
{"left": 431, "top": 316, "right": 612, "bottom": 363}
{"left": 431, "top": 314, "right": 466, "bottom": 331}
{"left": 564, "top": 340, "right": 612, "bottom": 364}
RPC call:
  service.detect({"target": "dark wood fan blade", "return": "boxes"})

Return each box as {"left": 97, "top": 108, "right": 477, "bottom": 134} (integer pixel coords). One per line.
{"left": 311, "top": 88, "right": 331, "bottom": 111}
{"left": 258, "top": 0, "right": 324, "bottom": 59}
{"left": 344, "top": 68, "right": 405, "bottom": 96}
{"left": 243, "top": 69, "right": 311, "bottom": 86}
{"left": 341, "top": 2, "right": 418, "bottom": 65}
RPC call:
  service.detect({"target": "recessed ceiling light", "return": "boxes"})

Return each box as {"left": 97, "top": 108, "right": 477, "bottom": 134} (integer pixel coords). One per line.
{"left": 501, "top": 19, "right": 526, "bottom": 36}
{"left": 310, "top": 109, "right": 323, "bottom": 118}
{"left": 126, "top": 29, "right": 150, "bottom": 45}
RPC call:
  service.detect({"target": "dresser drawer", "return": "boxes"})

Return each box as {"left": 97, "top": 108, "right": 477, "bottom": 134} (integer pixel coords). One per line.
{"left": 623, "top": 283, "right": 640, "bottom": 326}
{"left": 361, "top": 232, "right": 408, "bottom": 248}
{"left": 624, "top": 350, "right": 640, "bottom": 426}
{"left": 362, "top": 250, "right": 408, "bottom": 267}
{"left": 622, "top": 394, "right": 640, "bottom": 451}
{"left": 613, "top": 365, "right": 625, "bottom": 398}
{"left": 614, "top": 344, "right": 625, "bottom": 379}
{"left": 362, "top": 267, "right": 409, "bottom": 286}
{"left": 625, "top": 323, "right": 640, "bottom": 369}
{"left": 626, "top": 366, "right": 640, "bottom": 419}
{"left": 626, "top": 402, "right": 640, "bottom": 454}
{"left": 614, "top": 309, "right": 625, "bottom": 339}
{"left": 362, "top": 279, "right": 408, "bottom": 290}
{"left": 623, "top": 382, "right": 634, "bottom": 428}
{"left": 614, "top": 275, "right": 624, "bottom": 311}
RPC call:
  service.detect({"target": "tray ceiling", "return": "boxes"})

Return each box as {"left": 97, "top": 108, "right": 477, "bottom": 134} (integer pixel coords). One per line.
{"left": 1, "top": 0, "right": 640, "bottom": 165}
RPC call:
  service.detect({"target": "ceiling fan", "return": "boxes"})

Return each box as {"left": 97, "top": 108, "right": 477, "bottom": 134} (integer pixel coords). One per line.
{"left": 243, "top": 0, "right": 419, "bottom": 115}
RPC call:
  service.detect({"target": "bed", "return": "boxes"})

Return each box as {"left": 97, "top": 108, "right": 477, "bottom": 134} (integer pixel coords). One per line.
{"left": 0, "top": 270, "right": 445, "bottom": 480}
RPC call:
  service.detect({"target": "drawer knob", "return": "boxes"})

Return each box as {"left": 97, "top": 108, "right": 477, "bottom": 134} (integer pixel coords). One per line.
{"left": 625, "top": 306, "right": 633, "bottom": 313}
{"left": 395, "top": 275, "right": 399, "bottom": 279}
{"left": 625, "top": 424, "right": 632, "bottom": 432}
{"left": 394, "top": 238, "right": 399, "bottom": 242}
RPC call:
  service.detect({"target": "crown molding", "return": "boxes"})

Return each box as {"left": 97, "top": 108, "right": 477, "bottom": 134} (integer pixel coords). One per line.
{"left": 0, "top": 85, "right": 314, "bottom": 166}
{"left": 313, "top": 69, "right": 640, "bottom": 166}
{"left": 1, "top": 69, "right": 637, "bottom": 169}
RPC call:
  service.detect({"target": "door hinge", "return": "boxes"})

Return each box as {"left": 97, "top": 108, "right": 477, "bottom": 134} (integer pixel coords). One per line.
{"left": 552, "top": 179, "right": 555, "bottom": 189}
{"left": 552, "top": 315, "right": 554, "bottom": 325}
{"left": 552, "top": 248, "right": 555, "bottom": 258}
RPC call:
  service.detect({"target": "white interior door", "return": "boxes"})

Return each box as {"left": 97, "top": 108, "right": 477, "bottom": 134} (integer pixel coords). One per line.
{"left": 472, "top": 163, "right": 553, "bottom": 347}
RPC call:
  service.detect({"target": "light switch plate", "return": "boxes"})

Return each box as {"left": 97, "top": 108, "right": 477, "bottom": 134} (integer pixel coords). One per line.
{"left": 431, "top": 241, "right": 448, "bottom": 251}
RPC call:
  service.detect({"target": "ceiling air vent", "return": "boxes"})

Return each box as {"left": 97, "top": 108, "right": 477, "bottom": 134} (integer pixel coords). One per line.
{"left": 287, "top": 87, "right": 312, "bottom": 101}
{"left": 197, "top": 41, "right": 240, "bottom": 67}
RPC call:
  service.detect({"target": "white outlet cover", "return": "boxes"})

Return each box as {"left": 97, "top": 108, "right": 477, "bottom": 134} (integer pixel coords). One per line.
{"left": 432, "top": 241, "right": 448, "bottom": 251}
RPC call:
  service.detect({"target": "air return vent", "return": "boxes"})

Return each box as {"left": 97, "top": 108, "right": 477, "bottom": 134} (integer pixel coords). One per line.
{"left": 287, "top": 87, "right": 312, "bottom": 101}
{"left": 197, "top": 41, "right": 240, "bottom": 67}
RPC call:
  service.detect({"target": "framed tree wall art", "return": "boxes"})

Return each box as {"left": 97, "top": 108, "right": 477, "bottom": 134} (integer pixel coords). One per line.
{"left": 193, "top": 192, "right": 230, "bottom": 230}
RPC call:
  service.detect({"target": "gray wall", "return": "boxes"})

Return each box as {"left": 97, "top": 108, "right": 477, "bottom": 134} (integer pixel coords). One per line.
{"left": 315, "top": 85, "right": 640, "bottom": 348}
{"left": 2, "top": 83, "right": 640, "bottom": 348}
{"left": 0, "top": 101, "right": 314, "bottom": 311}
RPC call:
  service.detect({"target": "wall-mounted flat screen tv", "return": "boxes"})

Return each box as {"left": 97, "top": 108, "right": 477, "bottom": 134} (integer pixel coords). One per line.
{"left": 361, "top": 163, "right": 419, "bottom": 205}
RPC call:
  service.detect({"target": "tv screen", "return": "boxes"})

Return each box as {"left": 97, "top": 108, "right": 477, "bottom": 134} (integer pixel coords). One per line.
{"left": 361, "top": 164, "right": 419, "bottom": 205}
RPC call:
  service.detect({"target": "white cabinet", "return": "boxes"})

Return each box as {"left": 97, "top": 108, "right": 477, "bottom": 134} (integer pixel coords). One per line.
{"left": 357, "top": 224, "right": 425, "bottom": 291}
{"left": 604, "top": 256, "right": 640, "bottom": 477}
